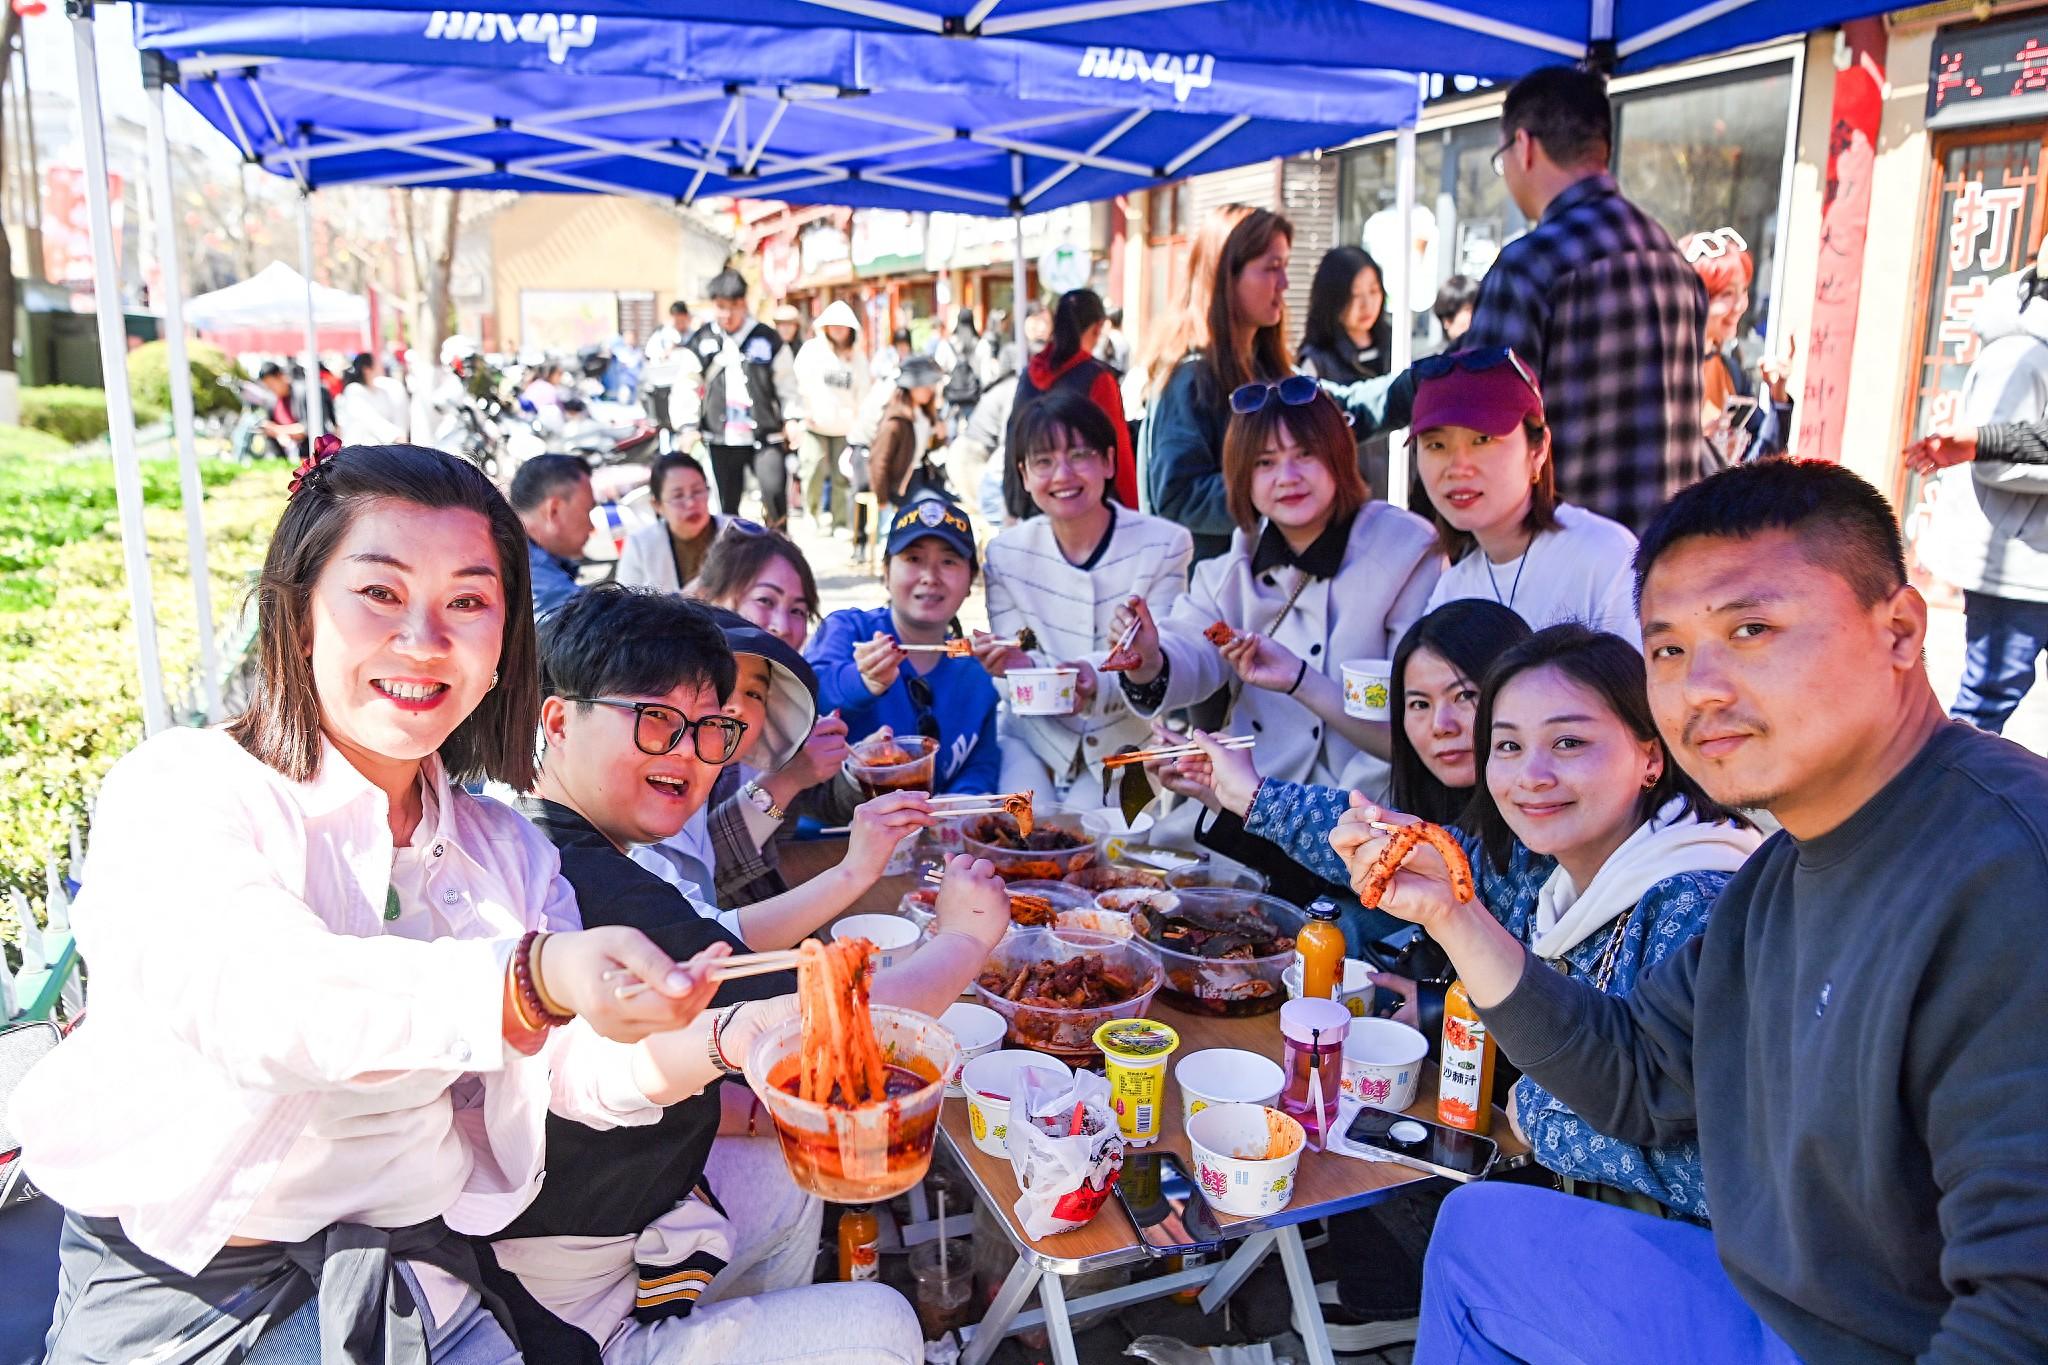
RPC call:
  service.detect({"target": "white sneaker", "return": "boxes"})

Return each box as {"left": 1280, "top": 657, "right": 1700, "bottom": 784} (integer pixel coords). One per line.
{"left": 1291, "top": 1281, "right": 1419, "bottom": 1354}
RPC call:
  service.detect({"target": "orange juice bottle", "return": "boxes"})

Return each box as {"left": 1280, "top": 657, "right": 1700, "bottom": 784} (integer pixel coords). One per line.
{"left": 1296, "top": 900, "right": 1346, "bottom": 1002}
{"left": 1437, "top": 980, "right": 1496, "bottom": 1135}
{"left": 837, "top": 1205, "right": 879, "bottom": 1281}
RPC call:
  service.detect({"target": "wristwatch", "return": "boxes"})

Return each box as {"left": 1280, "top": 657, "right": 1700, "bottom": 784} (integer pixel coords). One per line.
{"left": 740, "top": 779, "right": 787, "bottom": 822}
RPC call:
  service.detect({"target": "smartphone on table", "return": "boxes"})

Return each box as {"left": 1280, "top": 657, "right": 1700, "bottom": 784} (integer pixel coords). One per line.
{"left": 1343, "top": 1108, "right": 1499, "bottom": 1182}
{"left": 1115, "top": 1150, "right": 1226, "bottom": 1255}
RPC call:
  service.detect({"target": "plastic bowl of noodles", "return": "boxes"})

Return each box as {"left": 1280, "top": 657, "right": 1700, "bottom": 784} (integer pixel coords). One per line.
{"left": 972, "top": 929, "right": 1164, "bottom": 1064}
{"left": 1131, "top": 889, "right": 1305, "bottom": 1018}
{"left": 744, "top": 1004, "right": 959, "bottom": 1203}
{"left": 959, "top": 812, "right": 1101, "bottom": 883}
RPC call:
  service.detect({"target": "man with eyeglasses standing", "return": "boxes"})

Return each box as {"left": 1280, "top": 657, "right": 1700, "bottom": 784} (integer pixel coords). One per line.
{"left": 1462, "top": 65, "right": 1710, "bottom": 534}
{"left": 511, "top": 453, "right": 598, "bottom": 624}
{"left": 808, "top": 497, "right": 1002, "bottom": 795}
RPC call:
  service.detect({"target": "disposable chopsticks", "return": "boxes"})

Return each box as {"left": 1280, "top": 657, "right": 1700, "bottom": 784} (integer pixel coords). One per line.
{"left": 607, "top": 949, "right": 803, "bottom": 1001}
{"left": 1099, "top": 734, "right": 1257, "bottom": 769}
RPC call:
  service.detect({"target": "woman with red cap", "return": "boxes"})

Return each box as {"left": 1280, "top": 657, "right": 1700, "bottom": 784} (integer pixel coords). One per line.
{"left": 1409, "top": 348, "right": 1641, "bottom": 643}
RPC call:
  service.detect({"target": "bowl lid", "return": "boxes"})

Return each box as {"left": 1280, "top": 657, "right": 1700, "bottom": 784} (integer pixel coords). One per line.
{"left": 1279, "top": 996, "right": 1351, "bottom": 1042}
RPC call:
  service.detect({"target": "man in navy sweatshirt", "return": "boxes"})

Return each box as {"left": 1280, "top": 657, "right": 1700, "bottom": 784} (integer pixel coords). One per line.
{"left": 1333, "top": 459, "right": 2048, "bottom": 1363}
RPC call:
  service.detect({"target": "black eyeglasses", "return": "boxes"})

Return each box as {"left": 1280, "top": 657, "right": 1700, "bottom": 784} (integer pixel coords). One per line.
{"left": 567, "top": 697, "right": 749, "bottom": 762}
{"left": 1412, "top": 346, "right": 1540, "bottom": 398}
{"left": 1229, "top": 374, "right": 1320, "bottom": 415}
{"left": 1490, "top": 130, "right": 1519, "bottom": 176}
{"left": 904, "top": 673, "right": 943, "bottom": 743}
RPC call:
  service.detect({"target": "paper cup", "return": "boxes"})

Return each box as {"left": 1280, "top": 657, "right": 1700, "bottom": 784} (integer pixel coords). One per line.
{"left": 960, "top": 1050, "right": 1074, "bottom": 1158}
{"left": 1340, "top": 1018, "right": 1429, "bottom": 1111}
{"left": 1175, "top": 1048, "right": 1287, "bottom": 1131}
{"left": 1094, "top": 1018, "right": 1180, "bottom": 1147}
{"left": 1282, "top": 957, "right": 1378, "bottom": 1017}
{"left": 1342, "top": 658, "right": 1394, "bottom": 721}
{"left": 832, "top": 913, "right": 920, "bottom": 970}
{"left": 1080, "top": 809, "right": 1156, "bottom": 863}
{"left": 939, "top": 1002, "right": 1008, "bottom": 1097}
{"left": 1009, "top": 668, "right": 1080, "bottom": 715}
{"left": 1186, "top": 1103, "right": 1305, "bottom": 1217}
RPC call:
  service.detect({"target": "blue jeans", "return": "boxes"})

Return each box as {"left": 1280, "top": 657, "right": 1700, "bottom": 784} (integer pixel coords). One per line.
{"left": 1415, "top": 1184, "right": 1800, "bottom": 1365}
{"left": 1951, "top": 589, "right": 2048, "bottom": 734}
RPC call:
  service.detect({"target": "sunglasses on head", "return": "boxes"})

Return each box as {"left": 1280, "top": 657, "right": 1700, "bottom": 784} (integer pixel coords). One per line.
{"left": 1229, "top": 374, "right": 1321, "bottom": 415}
{"left": 1411, "top": 346, "right": 1540, "bottom": 396}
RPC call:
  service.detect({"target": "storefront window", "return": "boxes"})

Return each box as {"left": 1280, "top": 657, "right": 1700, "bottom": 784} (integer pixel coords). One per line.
{"left": 1336, "top": 59, "right": 1794, "bottom": 353}
{"left": 1613, "top": 61, "right": 1795, "bottom": 342}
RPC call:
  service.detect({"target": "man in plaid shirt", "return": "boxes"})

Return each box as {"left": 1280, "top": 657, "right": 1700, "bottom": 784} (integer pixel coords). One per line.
{"left": 1464, "top": 67, "right": 1710, "bottom": 533}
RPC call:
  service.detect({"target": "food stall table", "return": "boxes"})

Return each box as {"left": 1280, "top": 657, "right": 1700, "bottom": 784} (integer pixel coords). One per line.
{"left": 780, "top": 836, "right": 1527, "bottom": 1365}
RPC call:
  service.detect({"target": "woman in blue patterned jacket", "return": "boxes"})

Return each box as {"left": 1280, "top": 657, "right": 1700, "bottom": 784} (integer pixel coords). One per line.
{"left": 1168, "top": 624, "right": 1760, "bottom": 1219}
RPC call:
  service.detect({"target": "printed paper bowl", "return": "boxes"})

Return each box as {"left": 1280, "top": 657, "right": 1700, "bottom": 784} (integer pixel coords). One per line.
{"left": 1341, "top": 659, "right": 1393, "bottom": 721}
{"left": 744, "top": 1005, "right": 956, "bottom": 1203}
{"left": 1175, "top": 1048, "right": 1288, "bottom": 1131}
{"left": 831, "top": 912, "right": 921, "bottom": 969}
{"left": 1282, "top": 957, "right": 1379, "bottom": 1017}
{"left": 939, "top": 1002, "right": 1009, "bottom": 1097}
{"left": 959, "top": 1049, "right": 1074, "bottom": 1158}
{"left": 1340, "top": 1018, "right": 1429, "bottom": 1112}
{"left": 1008, "top": 667, "right": 1080, "bottom": 715}
{"left": 1186, "top": 1103, "right": 1305, "bottom": 1217}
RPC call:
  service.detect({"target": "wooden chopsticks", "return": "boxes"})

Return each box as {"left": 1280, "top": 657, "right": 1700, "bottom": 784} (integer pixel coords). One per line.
{"left": 1099, "top": 734, "right": 1257, "bottom": 769}
{"left": 606, "top": 949, "right": 804, "bottom": 1001}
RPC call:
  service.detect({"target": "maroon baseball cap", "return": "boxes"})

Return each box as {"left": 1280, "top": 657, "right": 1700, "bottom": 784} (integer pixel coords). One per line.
{"left": 1410, "top": 349, "right": 1545, "bottom": 437}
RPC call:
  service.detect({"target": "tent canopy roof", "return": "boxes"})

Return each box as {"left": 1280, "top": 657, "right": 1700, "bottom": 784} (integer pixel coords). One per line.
{"left": 136, "top": 6, "right": 1423, "bottom": 214}
{"left": 184, "top": 259, "right": 368, "bottom": 329}
{"left": 133, "top": 0, "right": 1886, "bottom": 78}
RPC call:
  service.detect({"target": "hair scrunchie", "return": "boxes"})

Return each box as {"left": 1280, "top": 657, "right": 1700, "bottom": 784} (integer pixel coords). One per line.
{"left": 288, "top": 433, "right": 344, "bottom": 500}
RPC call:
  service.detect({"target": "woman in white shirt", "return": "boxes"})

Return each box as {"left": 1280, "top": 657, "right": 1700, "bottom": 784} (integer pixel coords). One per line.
{"left": 336, "top": 351, "right": 410, "bottom": 446}
{"left": 793, "top": 300, "right": 870, "bottom": 534}
{"left": 976, "top": 388, "right": 1193, "bottom": 807}
{"left": 616, "top": 454, "right": 726, "bottom": 593}
{"left": 1410, "top": 349, "right": 1640, "bottom": 643}
{"left": 12, "top": 441, "right": 731, "bottom": 1363}
{"left": 1113, "top": 380, "right": 1440, "bottom": 838}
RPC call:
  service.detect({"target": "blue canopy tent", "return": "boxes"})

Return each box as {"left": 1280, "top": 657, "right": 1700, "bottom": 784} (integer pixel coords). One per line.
{"left": 119, "top": 0, "right": 1900, "bottom": 79}
{"left": 79, "top": 0, "right": 1418, "bottom": 740}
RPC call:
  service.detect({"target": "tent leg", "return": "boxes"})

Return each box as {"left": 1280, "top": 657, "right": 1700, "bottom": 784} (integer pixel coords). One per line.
{"left": 144, "top": 70, "right": 220, "bottom": 724}
{"left": 1010, "top": 153, "right": 1029, "bottom": 360}
{"left": 71, "top": 2, "right": 170, "bottom": 736}
{"left": 298, "top": 190, "right": 324, "bottom": 440}
{"left": 1385, "top": 112, "right": 1419, "bottom": 511}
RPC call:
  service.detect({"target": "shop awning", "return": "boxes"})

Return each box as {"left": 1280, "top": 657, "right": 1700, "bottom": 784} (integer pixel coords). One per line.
{"left": 134, "top": 6, "right": 1422, "bottom": 214}
{"left": 133, "top": 0, "right": 1899, "bottom": 79}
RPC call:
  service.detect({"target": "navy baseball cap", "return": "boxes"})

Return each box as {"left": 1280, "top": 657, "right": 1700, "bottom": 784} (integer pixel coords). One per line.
{"left": 885, "top": 496, "right": 977, "bottom": 568}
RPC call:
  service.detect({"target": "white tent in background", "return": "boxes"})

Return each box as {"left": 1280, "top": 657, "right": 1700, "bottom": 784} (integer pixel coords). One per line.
{"left": 185, "top": 260, "right": 369, "bottom": 356}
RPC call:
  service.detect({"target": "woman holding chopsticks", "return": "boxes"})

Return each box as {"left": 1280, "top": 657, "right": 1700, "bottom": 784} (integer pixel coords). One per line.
{"left": 978, "top": 388, "right": 1194, "bottom": 807}
{"left": 1111, "top": 381, "right": 1440, "bottom": 846}
{"left": 11, "top": 442, "right": 730, "bottom": 1363}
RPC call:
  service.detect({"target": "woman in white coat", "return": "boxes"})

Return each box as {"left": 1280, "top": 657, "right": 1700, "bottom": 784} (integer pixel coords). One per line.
{"left": 616, "top": 453, "right": 727, "bottom": 593}
{"left": 976, "top": 388, "right": 1193, "bottom": 807}
{"left": 1113, "top": 378, "right": 1440, "bottom": 843}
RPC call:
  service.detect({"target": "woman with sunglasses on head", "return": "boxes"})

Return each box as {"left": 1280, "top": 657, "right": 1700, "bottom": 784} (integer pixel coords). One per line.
{"left": 1411, "top": 349, "right": 1641, "bottom": 641}
{"left": 1680, "top": 229, "right": 1793, "bottom": 463}
{"left": 12, "top": 443, "right": 731, "bottom": 1363}
{"left": 978, "top": 388, "right": 1194, "bottom": 807}
{"left": 808, "top": 495, "right": 1001, "bottom": 795}
{"left": 502, "top": 584, "right": 1009, "bottom": 1365}
{"left": 1143, "top": 208, "right": 1295, "bottom": 563}
{"left": 617, "top": 453, "right": 729, "bottom": 593}
{"left": 1113, "top": 382, "right": 1439, "bottom": 847}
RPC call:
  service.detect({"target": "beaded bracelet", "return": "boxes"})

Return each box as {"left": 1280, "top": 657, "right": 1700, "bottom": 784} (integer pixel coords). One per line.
{"left": 513, "top": 931, "right": 574, "bottom": 1030}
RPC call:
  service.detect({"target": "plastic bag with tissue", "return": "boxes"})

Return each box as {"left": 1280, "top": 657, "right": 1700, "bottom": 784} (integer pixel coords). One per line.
{"left": 1008, "top": 1068, "right": 1125, "bottom": 1238}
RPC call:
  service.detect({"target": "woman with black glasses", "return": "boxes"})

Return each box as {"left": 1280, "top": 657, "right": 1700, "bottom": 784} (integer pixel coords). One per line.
{"left": 807, "top": 496, "right": 1001, "bottom": 795}
{"left": 1112, "top": 382, "right": 1440, "bottom": 851}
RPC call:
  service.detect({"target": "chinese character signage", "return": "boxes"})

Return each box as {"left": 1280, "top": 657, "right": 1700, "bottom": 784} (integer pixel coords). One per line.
{"left": 1929, "top": 14, "right": 2048, "bottom": 129}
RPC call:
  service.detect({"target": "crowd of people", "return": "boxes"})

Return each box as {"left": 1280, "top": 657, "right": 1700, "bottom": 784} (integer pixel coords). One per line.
{"left": 9, "top": 61, "right": 2044, "bottom": 1365}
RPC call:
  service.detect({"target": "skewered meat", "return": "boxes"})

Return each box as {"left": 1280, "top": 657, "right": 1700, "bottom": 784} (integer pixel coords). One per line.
{"left": 1357, "top": 821, "right": 1476, "bottom": 906}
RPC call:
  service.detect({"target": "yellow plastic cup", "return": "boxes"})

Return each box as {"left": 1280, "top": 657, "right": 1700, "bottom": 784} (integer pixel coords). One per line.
{"left": 1094, "top": 1018, "right": 1180, "bottom": 1147}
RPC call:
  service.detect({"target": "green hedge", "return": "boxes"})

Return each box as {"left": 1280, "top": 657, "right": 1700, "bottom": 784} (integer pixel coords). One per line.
{"left": 20, "top": 386, "right": 168, "bottom": 446}
{"left": 128, "top": 339, "right": 245, "bottom": 420}
{"left": 0, "top": 453, "right": 289, "bottom": 959}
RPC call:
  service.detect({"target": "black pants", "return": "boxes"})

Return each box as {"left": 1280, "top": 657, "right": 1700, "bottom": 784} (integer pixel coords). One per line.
{"left": 706, "top": 442, "right": 789, "bottom": 527}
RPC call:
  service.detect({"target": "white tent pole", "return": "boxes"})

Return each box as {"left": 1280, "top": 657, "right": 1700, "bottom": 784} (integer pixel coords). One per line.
{"left": 1386, "top": 114, "right": 1418, "bottom": 511}
{"left": 1010, "top": 154, "right": 1028, "bottom": 359}
{"left": 297, "top": 190, "right": 324, "bottom": 440}
{"left": 143, "top": 65, "right": 220, "bottom": 722}
{"left": 71, "top": 2, "right": 170, "bottom": 737}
